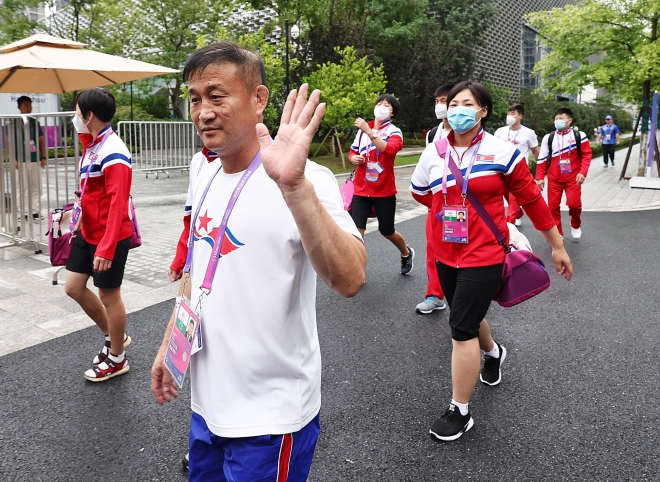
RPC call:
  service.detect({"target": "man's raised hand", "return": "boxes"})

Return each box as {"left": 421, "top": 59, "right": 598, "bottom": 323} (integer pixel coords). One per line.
{"left": 257, "top": 84, "right": 325, "bottom": 192}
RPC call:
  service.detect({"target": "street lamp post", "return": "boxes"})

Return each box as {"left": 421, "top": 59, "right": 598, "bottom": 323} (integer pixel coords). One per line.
{"left": 285, "top": 19, "right": 290, "bottom": 94}
{"left": 284, "top": 20, "right": 299, "bottom": 94}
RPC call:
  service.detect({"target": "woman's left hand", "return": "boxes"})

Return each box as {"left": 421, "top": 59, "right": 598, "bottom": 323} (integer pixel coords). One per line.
{"left": 354, "top": 118, "right": 370, "bottom": 133}
{"left": 551, "top": 247, "right": 573, "bottom": 280}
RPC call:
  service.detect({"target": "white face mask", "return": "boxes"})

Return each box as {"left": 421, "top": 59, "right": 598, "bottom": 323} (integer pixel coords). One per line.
{"left": 73, "top": 114, "right": 90, "bottom": 134}
{"left": 435, "top": 103, "right": 448, "bottom": 120}
{"left": 374, "top": 105, "right": 391, "bottom": 121}
{"left": 506, "top": 115, "right": 517, "bottom": 126}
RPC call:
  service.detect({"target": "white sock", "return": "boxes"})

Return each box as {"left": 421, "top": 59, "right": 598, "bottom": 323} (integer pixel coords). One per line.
{"left": 483, "top": 342, "right": 500, "bottom": 359}
{"left": 104, "top": 334, "right": 111, "bottom": 343}
{"left": 451, "top": 399, "right": 469, "bottom": 416}
{"left": 107, "top": 352, "right": 125, "bottom": 363}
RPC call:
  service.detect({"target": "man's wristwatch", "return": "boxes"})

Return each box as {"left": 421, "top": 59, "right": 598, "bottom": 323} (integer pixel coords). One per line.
{"left": 369, "top": 132, "right": 378, "bottom": 140}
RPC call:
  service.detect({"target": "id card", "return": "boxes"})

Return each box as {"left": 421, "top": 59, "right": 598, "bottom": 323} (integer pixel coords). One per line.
{"left": 441, "top": 206, "right": 469, "bottom": 243}
{"left": 559, "top": 159, "right": 572, "bottom": 174}
{"left": 605, "top": 134, "right": 611, "bottom": 141}
{"left": 164, "top": 296, "right": 201, "bottom": 388}
{"left": 30, "top": 140, "right": 37, "bottom": 153}
{"left": 69, "top": 201, "right": 82, "bottom": 234}
{"left": 366, "top": 162, "right": 380, "bottom": 182}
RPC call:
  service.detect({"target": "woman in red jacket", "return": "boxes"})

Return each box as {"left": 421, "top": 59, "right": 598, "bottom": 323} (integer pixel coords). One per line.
{"left": 410, "top": 81, "right": 573, "bottom": 441}
{"left": 64, "top": 88, "right": 133, "bottom": 382}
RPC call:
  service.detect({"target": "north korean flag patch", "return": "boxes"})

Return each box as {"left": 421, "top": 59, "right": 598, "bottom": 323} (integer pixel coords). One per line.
{"left": 476, "top": 154, "right": 495, "bottom": 162}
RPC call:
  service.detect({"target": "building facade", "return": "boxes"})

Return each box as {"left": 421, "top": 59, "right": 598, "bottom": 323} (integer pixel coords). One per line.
{"left": 474, "top": 0, "right": 579, "bottom": 97}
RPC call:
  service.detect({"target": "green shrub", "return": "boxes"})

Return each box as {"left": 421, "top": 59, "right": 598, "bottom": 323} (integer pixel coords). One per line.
{"left": 590, "top": 135, "right": 640, "bottom": 159}
{"left": 309, "top": 142, "right": 330, "bottom": 157}
{"left": 403, "top": 138, "right": 426, "bottom": 146}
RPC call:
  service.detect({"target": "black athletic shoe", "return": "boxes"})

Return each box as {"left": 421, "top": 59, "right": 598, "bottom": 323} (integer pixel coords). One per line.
{"left": 480, "top": 342, "right": 507, "bottom": 386}
{"left": 182, "top": 452, "right": 189, "bottom": 470}
{"left": 400, "top": 246, "right": 415, "bottom": 275}
{"left": 429, "top": 404, "right": 474, "bottom": 441}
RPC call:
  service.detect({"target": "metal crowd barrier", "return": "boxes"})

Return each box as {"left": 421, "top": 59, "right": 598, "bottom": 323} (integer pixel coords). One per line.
{"left": 117, "top": 121, "right": 201, "bottom": 179}
{"left": 0, "top": 112, "right": 78, "bottom": 262}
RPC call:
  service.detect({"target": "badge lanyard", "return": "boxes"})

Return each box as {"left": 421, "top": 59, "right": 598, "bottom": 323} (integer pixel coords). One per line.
{"left": 442, "top": 132, "right": 484, "bottom": 206}
{"left": 183, "top": 151, "right": 262, "bottom": 312}
{"left": 442, "top": 139, "right": 482, "bottom": 206}
{"left": 557, "top": 129, "right": 572, "bottom": 160}
{"left": 507, "top": 127, "right": 521, "bottom": 144}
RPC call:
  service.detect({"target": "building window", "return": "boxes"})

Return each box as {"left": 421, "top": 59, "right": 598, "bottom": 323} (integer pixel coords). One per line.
{"left": 520, "top": 25, "right": 546, "bottom": 91}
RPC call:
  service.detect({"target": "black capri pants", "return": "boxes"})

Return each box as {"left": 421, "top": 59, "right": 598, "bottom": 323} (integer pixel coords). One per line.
{"left": 436, "top": 261, "right": 504, "bottom": 341}
{"left": 351, "top": 195, "right": 396, "bottom": 236}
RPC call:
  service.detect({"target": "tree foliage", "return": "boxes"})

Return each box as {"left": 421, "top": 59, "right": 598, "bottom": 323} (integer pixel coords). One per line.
{"left": 526, "top": 0, "right": 660, "bottom": 103}
{"left": 0, "top": 0, "right": 41, "bottom": 44}
{"left": 303, "top": 46, "right": 386, "bottom": 140}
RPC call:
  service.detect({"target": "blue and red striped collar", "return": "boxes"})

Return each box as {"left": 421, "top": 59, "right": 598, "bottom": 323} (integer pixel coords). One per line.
{"left": 202, "top": 147, "right": 219, "bottom": 162}
{"left": 447, "top": 127, "right": 485, "bottom": 149}
{"left": 79, "top": 124, "right": 112, "bottom": 149}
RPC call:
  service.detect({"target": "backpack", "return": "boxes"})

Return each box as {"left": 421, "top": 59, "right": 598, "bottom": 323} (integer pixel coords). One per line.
{"left": 547, "top": 127, "right": 581, "bottom": 161}
{"left": 426, "top": 125, "right": 440, "bottom": 144}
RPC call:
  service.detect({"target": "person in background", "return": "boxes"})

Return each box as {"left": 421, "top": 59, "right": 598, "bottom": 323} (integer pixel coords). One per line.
{"left": 414, "top": 84, "right": 454, "bottom": 314}
{"left": 64, "top": 88, "right": 133, "bottom": 382}
{"left": 411, "top": 81, "right": 572, "bottom": 441}
{"left": 14, "top": 95, "right": 47, "bottom": 221}
{"left": 494, "top": 104, "right": 540, "bottom": 227}
{"left": 536, "top": 108, "right": 593, "bottom": 240}
{"left": 597, "top": 115, "right": 620, "bottom": 168}
{"left": 349, "top": 95, "right": 415, "bottom": 275}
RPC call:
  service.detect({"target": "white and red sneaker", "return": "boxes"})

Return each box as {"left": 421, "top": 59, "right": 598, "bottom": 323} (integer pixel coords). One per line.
{"left": 84, "top": 356, "right": 130, "bottom": 382}
{"left": 93, "top": 334, "right": 132, "bottom": 365}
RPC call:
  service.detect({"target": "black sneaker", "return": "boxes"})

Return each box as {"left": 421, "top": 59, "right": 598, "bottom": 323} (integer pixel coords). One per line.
{"left": 400, "top": 246, "right": 414, "bottom": 275}
{"left": 480, "top": 341, "right": 507, "bottom": 386}
{"left": 429, "top": 404, "right": 474, "bottom": 441}
{"left": 182, "top": 452, "right": 189, "bottom": 470}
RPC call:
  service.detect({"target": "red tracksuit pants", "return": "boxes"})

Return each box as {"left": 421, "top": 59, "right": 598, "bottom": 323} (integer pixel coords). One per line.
{"left": 547, "top": 179, "right": 582, "bottom": 235}
{"left": 425, "top": 211, "right": 444, "bottom": 299}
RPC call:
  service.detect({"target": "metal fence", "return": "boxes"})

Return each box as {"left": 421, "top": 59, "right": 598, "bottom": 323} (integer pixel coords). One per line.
{"left": 117, "top": 121, "right": 202, "bottom": 178}
{"left": 0, "top": 112, "right": 78, "bottom": 257}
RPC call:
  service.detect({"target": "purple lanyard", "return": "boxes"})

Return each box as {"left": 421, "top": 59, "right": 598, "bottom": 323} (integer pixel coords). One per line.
{"left": 442, "top": 139, "right": 483, "bottom": 201}
{"left": 78, "top": 130, "right": 112, "bottom": 195}
{"left": 507, "top": 127, "right": 520, "bottom": 143}
{"left": 184, "top": 151, "right": 262, "bottom": 293}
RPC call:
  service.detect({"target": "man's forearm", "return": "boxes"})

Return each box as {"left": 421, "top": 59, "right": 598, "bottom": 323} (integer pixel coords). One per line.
{"left": 280, "top": 180, "right": 366, "bottom": 298}
{"left": 159, "top": 274, "right": 191, "bottom": 351}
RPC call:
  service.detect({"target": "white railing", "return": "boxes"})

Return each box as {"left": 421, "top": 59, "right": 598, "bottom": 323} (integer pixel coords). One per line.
{"left": 117, "top": 121, "right": 201, "bottom": 178}
{"left": 0, "top": 112, "right": 78, "bottom": 254}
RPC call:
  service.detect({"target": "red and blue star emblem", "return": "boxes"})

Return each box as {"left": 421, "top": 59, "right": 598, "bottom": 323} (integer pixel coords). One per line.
{"left": 193, "top": 210, "right": 244, "bottom": 256}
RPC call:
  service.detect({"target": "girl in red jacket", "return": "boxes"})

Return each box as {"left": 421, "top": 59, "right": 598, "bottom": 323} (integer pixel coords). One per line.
{"left": 410, "top": 81, "right": 573, "bottom": 441}
{"left": 64, "top": 88, "right": 133, "bottom": 382}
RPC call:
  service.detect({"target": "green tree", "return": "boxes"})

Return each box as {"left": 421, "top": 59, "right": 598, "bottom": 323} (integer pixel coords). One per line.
{"left": 366, "top": 0, "right": 499, "bottom": 134}
{"left": 526, "top": 1, "right": 660, "bottom": 176}
{"left": 136, "top": 0, "right": 223, "bottom": 118}
{"left": 485, "top": 81, "right": 512, "bottom": 131}
{"left": 0, "top": 0, "right": 41, "bottom": 44}
{"left": 303, "top": 46, "right": 386, "bottom": 168}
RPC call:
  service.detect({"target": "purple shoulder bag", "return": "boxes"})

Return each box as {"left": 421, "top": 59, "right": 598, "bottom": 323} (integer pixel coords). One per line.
{"left": 437, "top": 140, "right": 550, "bottom": 307}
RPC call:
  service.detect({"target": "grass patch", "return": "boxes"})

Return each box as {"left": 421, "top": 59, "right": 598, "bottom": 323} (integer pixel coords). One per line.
{"left": 311, "top": 154, "right": 421, "bottom": 174}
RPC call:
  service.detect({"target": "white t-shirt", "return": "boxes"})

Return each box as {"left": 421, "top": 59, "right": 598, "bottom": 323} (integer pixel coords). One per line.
{"left": 493, "top": 125, "right": 538, "bottom": 163}
{"left": 426, "top": 125, "right": 451, "bottom": 145}
{"left": 187, "top": 158, "right": 360, "bottom": 438}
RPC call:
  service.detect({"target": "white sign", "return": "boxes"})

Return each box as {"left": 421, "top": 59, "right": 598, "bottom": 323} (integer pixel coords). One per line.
{"left": 0, "top": 93, "right": 60, "bottom": 115}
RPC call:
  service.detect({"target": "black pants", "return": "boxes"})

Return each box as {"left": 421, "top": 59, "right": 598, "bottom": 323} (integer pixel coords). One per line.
{"left": 603, "top": 144, "right": 616, "bottom": 165}
{"left": 436, "top": 261, "right": 503, "bottom": 341}
{"left": 351, "top": 195, "right": 396, "bottom": 236}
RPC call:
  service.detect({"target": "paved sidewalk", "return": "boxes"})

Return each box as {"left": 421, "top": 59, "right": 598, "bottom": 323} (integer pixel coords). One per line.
{"left": 1, "top": 143, "right": 658, "bottom": 356}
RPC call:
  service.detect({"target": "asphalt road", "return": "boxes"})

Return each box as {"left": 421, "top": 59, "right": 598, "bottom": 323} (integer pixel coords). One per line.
{"left": 1, "top": 210, "right": 659, "bottom": 481}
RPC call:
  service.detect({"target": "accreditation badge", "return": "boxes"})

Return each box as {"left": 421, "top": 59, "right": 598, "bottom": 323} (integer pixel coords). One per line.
{"left": 441, "top": 206, "right": 469, "bottom": 243}
{"left": 366, "top": 162, "right": 380, "bottom": 182}
{"left": 559, "top": 159, "right": 572, "bottom": 174}
{"left": 164, "top": 296, "right": 201, "bottom": 388}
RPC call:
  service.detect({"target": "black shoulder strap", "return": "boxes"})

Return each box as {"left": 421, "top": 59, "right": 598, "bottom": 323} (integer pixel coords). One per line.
{"left": 427, "top": 126, "right": 439, "bottom": 144}
{"left": 547, "top": 131, "right": 555, "bottom": 160}
{"left": 573, "top": 127, "right": 582, "bottom": 160}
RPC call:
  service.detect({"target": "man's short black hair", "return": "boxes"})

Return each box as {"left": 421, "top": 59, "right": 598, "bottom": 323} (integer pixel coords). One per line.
{"left": 434, "top": 83, "right": 455, "bottom": 99}
{"left": 17, "top": 95, "right": 32, "bottom": 107}
{"left": 76, "top": 88, "right": 116, "bottom": 122}
{"left": 554, "top": 107, "right": 573, "bottom": 118}
{"left": 375, "top": 94, "right": 400, "bottom": 116}
{"left": 183, "top": 42, "right": 266, "bottom": 91}
{"left": 446, "top": 81, "right": 493, "bottom": 126}
{"left": 508, "top": 104, "right": 524, "bottom": 116}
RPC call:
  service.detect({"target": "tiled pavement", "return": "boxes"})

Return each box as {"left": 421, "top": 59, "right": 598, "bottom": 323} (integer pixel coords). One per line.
{"left": 1, "top": 145, "right": 658, "bottom": 356}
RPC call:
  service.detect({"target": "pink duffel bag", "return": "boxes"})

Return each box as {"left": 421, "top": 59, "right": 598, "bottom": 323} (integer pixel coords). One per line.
{"left": 339, "top": 171, "right": 376, "bottom": 218}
